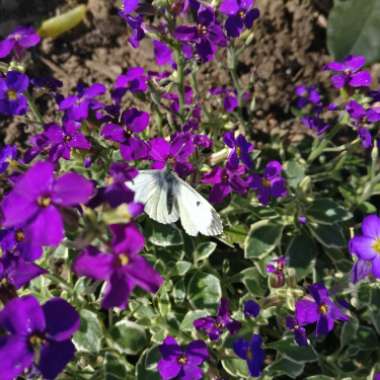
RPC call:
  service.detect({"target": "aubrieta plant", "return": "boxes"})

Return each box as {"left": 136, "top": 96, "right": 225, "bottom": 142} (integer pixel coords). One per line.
{"left": 1, "top": 0, "right": 380, "bottom": 379}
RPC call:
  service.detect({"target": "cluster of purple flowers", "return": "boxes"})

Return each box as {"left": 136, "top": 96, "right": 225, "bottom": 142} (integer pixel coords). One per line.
{"left": 296, "top": 55, "right": 380, "bottom": 149}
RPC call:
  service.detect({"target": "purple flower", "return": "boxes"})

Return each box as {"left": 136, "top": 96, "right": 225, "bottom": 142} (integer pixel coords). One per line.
{"left": 193, "top": 298, "right": 241, "bottom": 340}
{"left": 0, "top": 26, "right": 40, "bottom": 59}
{"left": 219, "top": 0, "right": 260, "bottom": 38}
{"left": 101, "top": 108, "right": 149, "bottom": 161}
{"left": 298, "top": 215, "right": 307, "bottom": 225}
{"left": 73, "top": 223, "right": 163, "bottom": 309}
{"left": 250, "top": 161, "right": 287, "bottom": 205}
{"left": 351, "top": 258, "right": 372, "bottom": 284}
{"left": 0, "top": 71, "right": 29, "bottom": 116}
{"left": 295, "top": 85, "right": 321, "bottom": 109}
{"left": 42, "top": 121, "right": 91, "bottom": 162}
{"left": 295, "top": 283, "right": 348, "bottom": 336}
{"left": 119, "top": 0, "right": 145, "bottom": 48}
{"left": 153, "top": 40, "right": 174, "bottom": 66}
{"left": 1, "top": 161, "right": 94, "bottom": 247}
{"left": 113, "top": 67, "right": 148, "bottom": 102}
{"left": 0, "top": 295, "right": 79, "bottom": 380}
{"left": 349, "top": 214, "right": 380, "bottom": 279}
{"left": 233, "top": 334, "right": 264, "bottom": 377}
{"left": 0, "top": 145, "right": 17, "bottom": 173}
{"left": 174, "top": 4, "right": 227, "bottom": 62}
{"left": 209, "top": 87, "right": 238, "bottom": 112}
{"left": 157, "top": 336, "right": 208, "bottom": 380}
{"left": 202, "top": 164, "right": 249, "bottom": 203}
{"left": 325, "top": 55, "right": 372, "bottom": 89}
{"left": 224, "top": 131, "right": 253, "bottom": 169}
{"left": 243, "top": 300, "right": 260, "bottom": 318}
{"left": 0, "top": 254, "right": 45, "bottom": 303}
{"left": 286, "top": 316, "right": 308, "bottom": 347}
{"left": 301, "top": 115, "right": 330, "bottom": 135}
{"left": 59, "top": 83, "right": 105, "bottom": 121}
{"left": 266, "top": 256, "right": 286, "bottom": 288}
{"left": 149, "top": 134, "right": 194, "bottom": 176}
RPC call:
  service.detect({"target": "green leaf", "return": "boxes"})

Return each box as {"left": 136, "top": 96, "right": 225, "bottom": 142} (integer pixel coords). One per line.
{"left": 73, "top": 309, "right": 103, "bottom": 353}
{"left": 135, "top": 346, "right": 161, "bottom": 380}
{"left": 110, "top": 320, "right": 148, "bottom": 355}
{"left": 305, "top": 376, "right": 335, "bottom": 380}
{"left": 238, "top": 267, "right": 267, "bottom": 296}
{"left": 308, "top": 224, "right": 346, "bottom": 248}
{"left": 266, "top": 358, "right": 305, "bottom": 379}
{"left": 284, "top": 160, "right": 305, "bottom": 189}
{"left": 104, "top": 352, "right": 130, "bottom": 380}
{"left": 327, "top": 0, "right": 380, "bottom": 63}
{"left": 187, "top": 271, "right": 222, "bottom": 310}
{"left": 307, "top": 198, "right": 352, "bottom": 224}
{"left": 180, "top": 310, "right": 209, "bottom": 331}
{"left": 146, "top": 220, "right": 183, "bottom": 247}
{"left": 174, "top": 261, "right": 192, "bottom": 276}
{"left": 340, "top": 318, "right": 359, "bottom": 348}
{"left": 224, "top": 224, "right": 249, "bottom": 248}
{"left": 245, "top": 220, "right": 283, "bottom": 259}
{"left": 268, "top": 337, "right": 318, "bottom": 363}
{"left": 193, "top": 242, "right": 217, "bottom": 263}
{"left": 222, "top": 357, "right": 250, "bottom": 378}
{"left": 286, "top": 233, "right": 315, "bottom": 279}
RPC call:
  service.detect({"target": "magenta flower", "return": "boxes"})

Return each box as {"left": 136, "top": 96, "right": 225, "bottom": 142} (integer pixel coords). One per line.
{"left": 202, "top": 164, "right": 249, "bottom": 203}
{"left": 233, "top": 334, "right": 264, "bottom": 377}
{"left": 1, "top": 161, "right": 94, "bottom": 247}
{"left": 193, "top": 298, "right": 241, "bottom": 340}
{"left": 219, "top": 0, "right": 260, "bottom": 38}
{"left": 0, "top": 295, "right": 79, "bottom": 380}
{"left": 119, "top": 0, "right": 145, "bottom": 48}
{"left": 0, "top": 71, "right": 29, "bottom": 116}
{"left": 153, "top": 40, "right": 174, "bottom": 66}
{"left": 42, "top": 121, "right": 91, "bottom": 162}
{"left": 325, "top": 55, "right": 372, "bottom": 89}
{"left": 266, "top": 256, "right": 286, "bottom": 287}
{"left": 73, "top": 223, "right": 163, "bottom": 309}
{"left": 0, "top": 26, "right": 40, "bottom": 59}
{"left": 349, "top": 214, "right": 380, "bottom": 279}
{"left": 157, "top": 336, "right": 208, "bottom": 380}
{"left": 250, "top": 161, "right": 287, "bottom": 205}
{"left": 101, "top": 107, "right": 149, "bottom": 161}
{"left": 286, "top": 316, "right": 308, "bottom": 347}
{"left": 59, "top": 83, "right": 105, "bottom": 121}
{"left": 149, "top": 134, "right": 194, "bottom": 176}
{"left": 295, "top": 283, "right": 348, "bottom": 336}
{"left": 113, "top": 67, "right": 148, "bottom": 102}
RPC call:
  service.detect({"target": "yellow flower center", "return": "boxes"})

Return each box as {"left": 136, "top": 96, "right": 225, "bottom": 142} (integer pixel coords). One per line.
{"left": 7, "top": 90, "right": 17, "bottom": 101}
{"left": 118, "top": 254, "right": 129, "bottom": 266}
{"left": 246, "top": 348, "right": 254, "bottom": 361}
{"left": 197, "top": 24, "right": 208, "bottom": 36}
{"left": 15, "top": 229, "right": 25, "bottom": 242}
{"left": 319, "top": 304, "right": 328, "bottom": 314}
{"left": 239, "top": 11, "right": 245, "bottom": 18}
{"left": 37, "top": 196, "right": 52, "bottom": 208}
{"left": 262, "top": 178, "right": 271, "bottom": 188}
{"left": 372, "top": 239, "right": 380, "bottom": 254}
{"left": 177, "top": 355, "right": 188, "bottom": 365}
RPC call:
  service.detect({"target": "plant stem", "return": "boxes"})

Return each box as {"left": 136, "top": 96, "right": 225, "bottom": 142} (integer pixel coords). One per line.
{"left": 175, "top": 48, "right": 186, "bottom": 123}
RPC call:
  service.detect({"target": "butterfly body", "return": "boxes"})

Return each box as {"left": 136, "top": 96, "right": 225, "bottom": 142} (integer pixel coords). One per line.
{"left": 127, "top": 169, "right": 223, "bottom": 236}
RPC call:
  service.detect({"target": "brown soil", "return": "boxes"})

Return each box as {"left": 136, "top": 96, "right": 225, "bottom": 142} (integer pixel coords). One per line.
{"left": 0, "top": 0, "right": 332, "bottom": 143}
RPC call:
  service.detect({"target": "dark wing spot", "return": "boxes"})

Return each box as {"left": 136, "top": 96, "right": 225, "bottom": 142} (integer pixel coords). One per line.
{"left": 196, "top": 201, "right": 201, "bottom": 206}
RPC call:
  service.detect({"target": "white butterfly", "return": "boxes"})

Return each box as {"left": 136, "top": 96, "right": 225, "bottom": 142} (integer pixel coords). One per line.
{"left": 127, "top": 169, "right": 223, "bottom": 236}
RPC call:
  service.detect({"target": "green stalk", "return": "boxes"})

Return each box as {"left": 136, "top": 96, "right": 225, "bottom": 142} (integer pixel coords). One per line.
{"left": 175, "top": 48, "right": 186, "bottom": 123}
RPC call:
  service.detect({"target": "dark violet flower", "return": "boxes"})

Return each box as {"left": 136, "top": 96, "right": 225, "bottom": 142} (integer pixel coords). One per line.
{"left": 233, "top": 334, "right": 264, "bottom": 377}
{"left": 119, "top": 0, "right": 145, "bottom": 48}
{"left": 174, "top": 4, "right": 227, "bottom": 62}
{"left": 59, "top": 83, "right": 105, "bottom": 121}
{"left": 243, "top": 300, "right": 260, "bottom": 318}
{"left": 149, "top": 134, "right": 194, "bottom": 176}
{"left": 295, "top": 85, "right": 321, "bottom": 109}
{"left": 42, "top": 121, "right": 91, "bottom": 162}
{"left": 157, "top": 336, "right": 208, "bottom": 380}
{"left": 349, "top": 214, "right": 380, "bottom": 279}
{"left": 101, "top": 107, "right": 149, "bottom": 161}
{"left": 153, "top": 40, "right": 174, "bottom": 66}
{"left": 1, "top": 161, "right": 94, "bottom": 247}
{"left": 286, "top": 316, "right": 308, "bottom": 347}
{"left": 73, "top": 223, "right": 163, "bottom": 309}
{"left": 113, "top": 67, "right": 148, "bottom": 102}
{"left": 351, "top": 258, "right": 372, "bottom": 284}
{"left": 298, "top": 215, "right": 307, "bottom": 225}
{"left": 0, "top": 26, "right": 40, "bottom": 59}
{"left": 0, "top": 253, "right": 45, "bottom": 303}
{"left": 0, "top": 71, "right": 29, "bottom": 116}
{"left": 250, "top": 161, "right": 287, "bottom": 205}
{"left": 325, "top": 55, "right": 372, "bottom": 89}
{"left": 224, "top": 131, "right": 253, "bottom": 169}
{"left": 202, "top": 164, "right": 249, "bottom": 203}
{"left": 301, "top": 115, "right": 330, "bottom": 135}
{"left": 209, "top": 87, "right": 238, "bottom": 112}
{"left": 295, "top": 283, "right": 348, "bottom": 336}
{"left": 0, "top": 295, "right": 79, "bottom": 380}
{"left": 219, "top": 0, "right": 260, "bottom": 38}
{"left": 193, "top": 298, "right": 241, "bottom": 340}
{"left": 266, "top": 256, "right": 286, "bottom": 288}
{"left": 0, "top": 145, "right": 17, "bottom": 173}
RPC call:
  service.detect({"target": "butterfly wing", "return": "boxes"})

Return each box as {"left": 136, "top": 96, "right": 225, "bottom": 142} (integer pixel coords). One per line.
{"left": 173, "top": 173, "right": 223, "bottom": 236}
{"left": 127, "top": 170, "right": 179, "bottom": 224}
